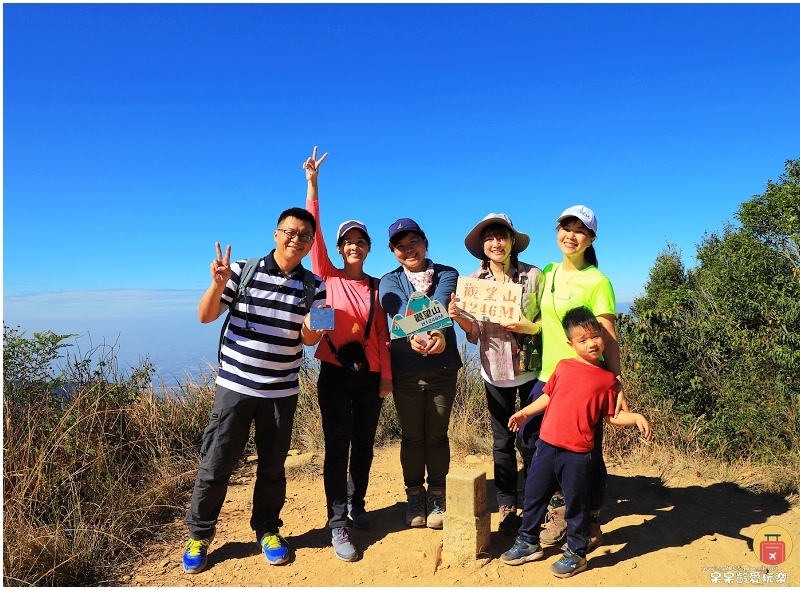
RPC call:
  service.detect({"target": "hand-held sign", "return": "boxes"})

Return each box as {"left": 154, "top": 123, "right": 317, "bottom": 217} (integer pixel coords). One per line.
{"left": 211, "top": 242, "right": 232, "bottom": 286}
{"left": 303, "top": 145, "right": 329, "bottom": 183}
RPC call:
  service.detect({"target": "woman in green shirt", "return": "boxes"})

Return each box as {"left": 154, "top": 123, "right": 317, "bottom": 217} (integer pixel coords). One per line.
{"left": 520, "top": 204, "right": 626, "bottom": 551}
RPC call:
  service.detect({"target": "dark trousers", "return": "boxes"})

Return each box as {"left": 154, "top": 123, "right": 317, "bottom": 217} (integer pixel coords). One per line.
{"left": 185, "top": 385, "right": 297, "bottom": 541}
{"left": 484, "top": 378, "right": 537, "bottom": 508}
{"left": 518, "top": 439, "right": 592, "bottom": 556}
{"left": 317, "top": 362, "right": 384, "bottom": 529}
{"left": 521, "top": 379, "right": 606, "bottom": 511}
{"left": 392, "top": 368, "right": 458, "bottom": 489}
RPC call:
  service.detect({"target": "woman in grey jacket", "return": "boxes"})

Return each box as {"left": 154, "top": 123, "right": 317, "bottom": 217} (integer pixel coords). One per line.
{"left": 379, "top": 218, "right": 463, "bottom": 529}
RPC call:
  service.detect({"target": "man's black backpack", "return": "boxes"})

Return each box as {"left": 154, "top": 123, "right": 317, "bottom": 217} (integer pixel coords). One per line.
{"left": 218, "top": 257, "right": 316, "bottom": 366}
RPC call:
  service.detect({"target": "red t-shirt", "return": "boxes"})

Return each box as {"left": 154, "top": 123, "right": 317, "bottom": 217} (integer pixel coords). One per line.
{"left": 540, "top": 358, "right": 618, "bottom": 453}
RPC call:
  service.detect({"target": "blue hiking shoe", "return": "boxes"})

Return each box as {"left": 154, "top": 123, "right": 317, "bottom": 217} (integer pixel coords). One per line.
{"left": 332, "top": 526, "right": 358, "bottom": 562}
{"left": 182, "top": 535, "right": 214, "bottom": 574}
{"left": 500, "top": 536, "right": 544, "bottom": 565}
{"left": 259, "top": 532, "right": 289, "bottom": 565}
{"left": 549, "top": 548, "right": 588, "bottom": 578}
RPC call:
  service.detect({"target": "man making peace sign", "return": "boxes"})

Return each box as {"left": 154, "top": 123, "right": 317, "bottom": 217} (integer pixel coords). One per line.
{"left": 183, "top": 207, "right": 327, "bottom": 574}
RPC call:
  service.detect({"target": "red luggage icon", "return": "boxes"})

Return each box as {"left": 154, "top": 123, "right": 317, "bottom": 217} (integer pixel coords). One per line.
{"left": 760, "top": 534, "right": 786, "bottom": 565}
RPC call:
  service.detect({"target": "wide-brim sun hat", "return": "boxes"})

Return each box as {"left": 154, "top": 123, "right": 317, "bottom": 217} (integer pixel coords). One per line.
{"left": 557, "top": 205, "right": 598, "bottom": 235}
{"left": 464, "top": 213, "right": 530, "bottom": 259}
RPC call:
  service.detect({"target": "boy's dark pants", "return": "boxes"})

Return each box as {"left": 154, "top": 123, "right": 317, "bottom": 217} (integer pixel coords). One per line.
{"left": 185, "top": 386, "right": 298, "bottom": 541}
{"left": 518, "top": 439, "right": 592, "bottom": 556}
{"left": 521, "top": 379, "right": 607, "bottom": 511}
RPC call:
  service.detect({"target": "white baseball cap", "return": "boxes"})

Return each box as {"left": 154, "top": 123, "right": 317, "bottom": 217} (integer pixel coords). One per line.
{"left": 557, "top": 205, "right": 597, "bottom": 235}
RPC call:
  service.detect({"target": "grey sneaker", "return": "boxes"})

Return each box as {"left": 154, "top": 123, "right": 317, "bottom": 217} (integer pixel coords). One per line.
{"left": 549, "top": 548, "right": 587, "bottom": 578}
{"left": 332, "top": 526, "right": 358, "bottom": 562}
{"left": 348, "top": 504, "right": 371, "bottom": 530}
{"left": 498, "top": 505, "right": 520, "bottom": 536}
{"left": 539, "top": 508, "right": 567, "bottom": 546}
{"left": 426, "top": 487, "right": 446, "bottom": 529}
{"left": 405, "top": 486, "right": 426, "bottom": 527}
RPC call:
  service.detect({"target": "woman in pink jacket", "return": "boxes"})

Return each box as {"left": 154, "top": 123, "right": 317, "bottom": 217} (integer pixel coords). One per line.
{"left": 303, "top": 147, "right": 392, "bottom": 563}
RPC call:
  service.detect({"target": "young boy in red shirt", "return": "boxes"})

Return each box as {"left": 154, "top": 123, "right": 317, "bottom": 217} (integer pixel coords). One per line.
{"left": 501, "top": 306, "right": 652, "bottom": 577}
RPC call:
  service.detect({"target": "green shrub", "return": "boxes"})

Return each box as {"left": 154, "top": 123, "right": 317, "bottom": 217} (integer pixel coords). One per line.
{"left": 619, "top": 158, "right": 800, "bottom": 472}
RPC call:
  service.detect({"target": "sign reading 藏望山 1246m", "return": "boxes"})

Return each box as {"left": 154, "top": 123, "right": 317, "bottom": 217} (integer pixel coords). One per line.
{"left": 455, "top": 277, "right": 523, "bottom": 324}
{"left": 389, "top": 292, "right": 453, "bottom": 339}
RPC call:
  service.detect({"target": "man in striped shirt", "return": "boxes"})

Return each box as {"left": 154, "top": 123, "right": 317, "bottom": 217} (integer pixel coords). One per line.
{"left": 183, "top": 207, "right": 327, "bottom": 574}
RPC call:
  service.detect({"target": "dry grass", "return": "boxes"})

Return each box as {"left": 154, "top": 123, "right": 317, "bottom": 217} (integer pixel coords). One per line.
{"left": 603, "top": 391, "right": 800, "bottom": 497}
{"left": 2, "top": 358, "right": 215, "bottom": 586}
{"left": 5, "top": 340, "right": 798, "bottom": 587}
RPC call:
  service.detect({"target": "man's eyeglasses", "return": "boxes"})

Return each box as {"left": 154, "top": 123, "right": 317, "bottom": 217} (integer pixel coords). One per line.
{"left": 277, "top": 228, "right": 314, "bottom": 243}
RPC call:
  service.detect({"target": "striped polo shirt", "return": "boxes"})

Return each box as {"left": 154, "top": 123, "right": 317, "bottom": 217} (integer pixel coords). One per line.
{"left": 216, "top": 250, "right": 326, "bottom": 398}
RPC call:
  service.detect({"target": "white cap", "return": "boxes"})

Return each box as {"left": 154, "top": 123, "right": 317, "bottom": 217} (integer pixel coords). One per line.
{"left": 557, "top": 205, "right": 597, "bottom": 235}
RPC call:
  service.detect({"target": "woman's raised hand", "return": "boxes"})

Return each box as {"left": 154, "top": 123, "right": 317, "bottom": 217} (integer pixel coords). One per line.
{"left": 211, "top": 242, "right": 232, "bottom": 286}
{"left": 303, "top": 145, "right": 329, "bottom": 183}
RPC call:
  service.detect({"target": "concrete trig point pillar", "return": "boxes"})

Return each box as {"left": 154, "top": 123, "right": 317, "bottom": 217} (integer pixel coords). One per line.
{"left": 443, "top": 467, "right": 491, "bottom": 563}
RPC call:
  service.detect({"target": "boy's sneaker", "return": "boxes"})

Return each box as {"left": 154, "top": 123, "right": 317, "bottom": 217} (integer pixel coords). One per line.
{"left": 501, "top": 536, "right": 544, "bottom": 565}
{"left": 259, "top": 532, "right": 289, "bottom": 565}
{"left": 549, "top": 548, "right": 588, "bottom": 578}
{"left": 426, "top": 487, "right": 446, "bottom": 529}
{"left": 405, "top": 486, "right": 427, "bottom": 527}
{"left": 539, "top": 508, "right": 567, "bottom": 545}
{"left": 182, "top": 535, "right": 214, "bottom": 574}
{"left": 348, "top": 504, "right": 371, "bottom": 530}
{"left": 332, "top": 526, "right": 358, "bottom": 562}
{"left": 498, "top": 505, "right": 520, "bottom": 537}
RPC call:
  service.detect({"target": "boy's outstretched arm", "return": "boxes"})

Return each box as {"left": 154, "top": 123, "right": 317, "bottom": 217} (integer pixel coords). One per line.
{"left": 605, "top": 411, "right": 652, "bottom": 441}
{"left": 508, "top": 394, "right": 550, "bottom": 433}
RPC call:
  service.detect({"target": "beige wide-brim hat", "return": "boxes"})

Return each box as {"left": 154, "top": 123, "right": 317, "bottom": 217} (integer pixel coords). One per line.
{"left": 464, "top": 213, "right": 530, "bottom": 259}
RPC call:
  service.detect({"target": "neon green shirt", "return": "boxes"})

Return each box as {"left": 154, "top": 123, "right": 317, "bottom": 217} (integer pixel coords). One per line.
{"left": 537, "top": 262, "right": 616, "bottom": 382}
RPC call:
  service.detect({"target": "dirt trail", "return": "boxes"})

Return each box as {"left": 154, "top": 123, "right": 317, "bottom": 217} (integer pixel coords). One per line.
{"left": 130, "top": 444, "right": 798, "bottom": 587}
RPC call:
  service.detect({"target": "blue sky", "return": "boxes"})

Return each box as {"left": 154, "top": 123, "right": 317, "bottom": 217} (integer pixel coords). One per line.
{"left": 3, "top": 3, "right": 799, "bottom": 379}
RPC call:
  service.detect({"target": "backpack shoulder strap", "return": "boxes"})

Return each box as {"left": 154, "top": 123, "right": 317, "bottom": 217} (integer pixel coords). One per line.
{"left": 218, "top": 257, "right": 261, "bottom": 366}
{"left": 302, "top": 267, "right": 317, "bottom": 314}
{"left": 236, "top": 258, "right": 261, "bottom": 304}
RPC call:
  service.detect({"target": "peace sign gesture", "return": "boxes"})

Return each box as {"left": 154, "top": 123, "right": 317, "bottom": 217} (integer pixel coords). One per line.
{"left": 303, "top": 145, "right": 328, "bottom": 185}
{"left": 211, "top": 242, "right": 232, "bottom": 285}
